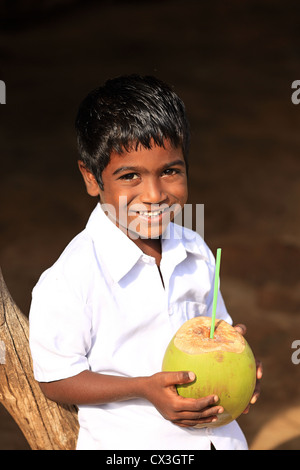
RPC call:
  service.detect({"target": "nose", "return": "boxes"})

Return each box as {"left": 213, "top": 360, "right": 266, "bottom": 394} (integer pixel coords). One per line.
{"left": 141, "top": 177, "right": 167, "bottom": 205}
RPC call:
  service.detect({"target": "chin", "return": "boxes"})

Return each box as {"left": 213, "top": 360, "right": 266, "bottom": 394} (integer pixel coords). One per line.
{"left": 129, "top": 222, "right": 170, "bottom": 240}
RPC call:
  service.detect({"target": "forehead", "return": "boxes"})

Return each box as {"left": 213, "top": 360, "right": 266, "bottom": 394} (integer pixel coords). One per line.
{"left": 105, "top": 141, "right": 185, "bottom": 174}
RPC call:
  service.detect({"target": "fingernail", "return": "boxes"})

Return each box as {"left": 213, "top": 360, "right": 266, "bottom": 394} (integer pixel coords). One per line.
{"left": 188, "top": 372, "right": 195, "bottom": 381}
{"left": 214, "top": 395, "right": 219, "bottom": 403}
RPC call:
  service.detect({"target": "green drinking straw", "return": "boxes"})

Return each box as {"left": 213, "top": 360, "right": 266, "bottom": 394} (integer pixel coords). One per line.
{"left": 209, "top": 248, "right": 222, "bottom": 339}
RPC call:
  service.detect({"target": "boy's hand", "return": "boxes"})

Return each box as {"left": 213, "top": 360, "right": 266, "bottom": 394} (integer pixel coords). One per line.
{"left": 145, "top": 371, "right": 223, "bottom": 428}
{"left": 234, "top": 323, "right": 263, "bottom": 414}
{"left": 243, "top": 358, "right": 263, "bottom": 414}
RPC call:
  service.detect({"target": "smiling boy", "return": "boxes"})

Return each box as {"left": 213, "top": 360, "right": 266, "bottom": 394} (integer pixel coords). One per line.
{"left": 78, "top": 140, "right": 187, "bottom": 265}
{"left": 29, "top": 75, "right": 254, "bottom": 450}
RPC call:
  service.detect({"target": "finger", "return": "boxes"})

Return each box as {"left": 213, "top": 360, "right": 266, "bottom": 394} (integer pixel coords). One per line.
{"left": 194, "top": 404, "right": 224, "bottom": 418}
{"left": 178, "top": 395, "right": 219, "bottom": 413}
{"left": 177, "top": 403, "right": 223, "bottom": 417}
{"left": 256, "top": 359, "right": 263, "bottom": 379}
{"left": 243, "top": 384, "right": 260, "bottom": 413}
{"left": 192, "top": 394, "right": 220, "bottom": 409}
{"left": 174, "top": 416, "right": 218, "bottom": 427}
{"left": 175, "top": 418, "right": 216, "bottom": 428}
{"left": 176, "top": 394, "right": 220, "bottom": 412}
{"left": 173, "top": 407, "right": 223, "bottom": 427}
{"left": 234, "top": 323, "right": 247, "bottom": 336}
{"left": 163, "top": 371, "right": 196, "bottom": 387}
{"left": 250, "top": 387, "right": 260, "bottom": 404}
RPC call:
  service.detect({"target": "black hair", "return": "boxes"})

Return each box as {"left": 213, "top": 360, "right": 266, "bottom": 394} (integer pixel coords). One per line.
{"left": 75, "top": 74, "right": 190, "bottom": 190}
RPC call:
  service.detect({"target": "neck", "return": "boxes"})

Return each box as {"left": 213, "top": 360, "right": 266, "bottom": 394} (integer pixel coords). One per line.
{"left": 113, "top": 218, "right": 163, "bottom": 265}
{"left": 132, "top": 237, "right": 162, "bottom": 266}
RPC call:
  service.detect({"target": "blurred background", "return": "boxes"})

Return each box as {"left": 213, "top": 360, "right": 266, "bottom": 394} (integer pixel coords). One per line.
{"left": 1, "top": 0, "right": 300, "bottom": 450}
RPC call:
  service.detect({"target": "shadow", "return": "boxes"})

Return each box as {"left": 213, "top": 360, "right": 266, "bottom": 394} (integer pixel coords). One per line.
{"left": 0, "top": 404, "right": 30, "bottom": 450}
{"left": 274, "top": 436, "right": 300, "bottom": 451}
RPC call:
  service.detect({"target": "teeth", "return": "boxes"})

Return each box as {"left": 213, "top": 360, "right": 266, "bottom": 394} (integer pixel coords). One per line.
{"left": 139, "top": 210, "right": 162, "bottom": 217}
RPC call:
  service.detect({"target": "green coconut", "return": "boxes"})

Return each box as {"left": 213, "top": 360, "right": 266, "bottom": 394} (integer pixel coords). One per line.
{"left": 162, "top": 316, "right": 256, "bottom": 427}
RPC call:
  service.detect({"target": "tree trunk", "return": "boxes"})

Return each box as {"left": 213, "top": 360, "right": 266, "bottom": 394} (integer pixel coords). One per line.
{"left": 0, "top": 267, "right": 79, "bottom": 450}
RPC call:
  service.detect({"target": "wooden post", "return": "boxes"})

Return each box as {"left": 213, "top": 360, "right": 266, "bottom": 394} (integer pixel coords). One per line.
{"left": 0, "top": 267, "right": 79, "bottom": 450}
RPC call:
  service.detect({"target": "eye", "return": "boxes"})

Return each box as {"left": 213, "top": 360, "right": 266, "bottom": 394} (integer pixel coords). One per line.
{"left": 162, "top": 168, "right": 180, "bottom": 177}
{"left": 119, "top": 172, "right": 139, "bottom": 181}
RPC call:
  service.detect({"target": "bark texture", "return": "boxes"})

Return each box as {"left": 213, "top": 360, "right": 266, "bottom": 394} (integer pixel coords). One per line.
{"left": 0, "top": 267, "right": 79, "bottom": 450}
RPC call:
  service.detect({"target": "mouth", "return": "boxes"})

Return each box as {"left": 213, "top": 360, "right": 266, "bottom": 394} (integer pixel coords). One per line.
{"left": 130, "top": 206, "right": 171, "bottom": 221}
{"left": 137, "top": 209, "right": 166, "bottom": 218}
{"left": 124, "top": 204, "right": 182, "bottom": 238}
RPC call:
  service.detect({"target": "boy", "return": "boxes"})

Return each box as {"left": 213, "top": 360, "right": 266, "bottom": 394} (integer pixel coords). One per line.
{"left": 29, "top": 75, "right": 257, "bottom": 450}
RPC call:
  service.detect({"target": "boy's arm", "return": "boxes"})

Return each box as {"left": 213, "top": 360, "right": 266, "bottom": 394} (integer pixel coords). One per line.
{"left": 39, "top": 370, "right": 223, "bottom": 428}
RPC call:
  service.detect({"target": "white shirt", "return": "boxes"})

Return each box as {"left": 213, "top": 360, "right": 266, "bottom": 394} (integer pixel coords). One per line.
{"left": 29, "top": 203, "right": 248, "bottom": 450}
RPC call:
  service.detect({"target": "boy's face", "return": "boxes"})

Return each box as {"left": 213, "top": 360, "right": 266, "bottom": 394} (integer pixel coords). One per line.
{"left": 79, "top": 140, "right": 188, "bottom": 241}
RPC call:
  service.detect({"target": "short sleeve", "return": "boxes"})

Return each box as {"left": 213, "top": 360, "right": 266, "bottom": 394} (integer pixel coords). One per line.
{"left": 29, "top": 266, "right": 91, "bottom": 382}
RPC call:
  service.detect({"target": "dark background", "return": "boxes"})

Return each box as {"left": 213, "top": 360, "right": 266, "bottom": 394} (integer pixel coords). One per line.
{"left": 1, "top": 0, "right": 300, "bottom": 450}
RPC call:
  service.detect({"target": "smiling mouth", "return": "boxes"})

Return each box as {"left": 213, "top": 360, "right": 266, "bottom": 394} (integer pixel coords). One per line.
{"left": 130, "top": 206, "right": 172, "bottom": 219}
{"left": 137, "top": 209, "right": 166, "bottom": 218}
{"left": 127, "top": 203, "right": 183, "bottom": 225}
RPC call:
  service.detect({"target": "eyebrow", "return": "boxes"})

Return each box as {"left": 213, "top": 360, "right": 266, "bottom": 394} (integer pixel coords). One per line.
{"left": 112, "top": 159, "right": 186, "bottom": 176}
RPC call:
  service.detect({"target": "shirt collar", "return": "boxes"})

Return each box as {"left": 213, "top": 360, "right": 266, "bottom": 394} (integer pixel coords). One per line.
{"left": 162, "top": 222, "right": 209, "bottom": 262}
{"left": 85, "top": 203, "right": 208, "bottom": 283}
{"left": 85, "top": 203, "right": 143, "bottom": 283}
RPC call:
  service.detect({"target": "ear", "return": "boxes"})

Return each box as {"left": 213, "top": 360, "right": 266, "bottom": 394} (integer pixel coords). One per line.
{"left": 78, "top": 161, "right": 100, "bottom": 197}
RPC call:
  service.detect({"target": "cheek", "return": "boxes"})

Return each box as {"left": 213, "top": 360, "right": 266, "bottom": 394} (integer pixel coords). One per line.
{"left": 100, "top": 182, "right": 129, "bottom": 204}
{"left": 173, "top": 180, "right": 188, "bottom": 204}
